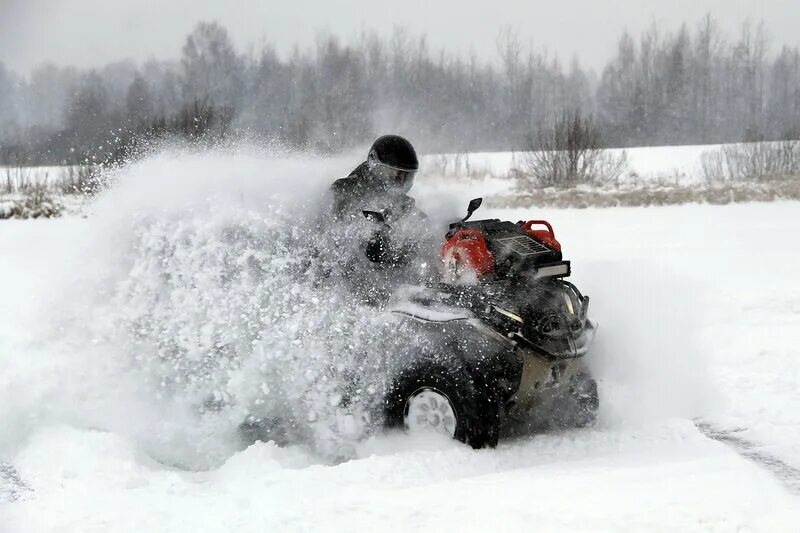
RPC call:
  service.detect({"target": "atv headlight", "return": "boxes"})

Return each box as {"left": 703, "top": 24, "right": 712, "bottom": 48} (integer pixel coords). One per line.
{"left": 563, "top": 291, "right": 575, "bottom": 315}
{"left": 534, "top": 263, "right": 570, "bottom": 278}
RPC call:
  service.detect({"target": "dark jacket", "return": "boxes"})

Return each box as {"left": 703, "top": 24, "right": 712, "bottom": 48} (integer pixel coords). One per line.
{"left": 330, "top": 162, "right": 422, "bottom": 221}
{"left": 329, "top": 162, "right": 427, "bottom": 265}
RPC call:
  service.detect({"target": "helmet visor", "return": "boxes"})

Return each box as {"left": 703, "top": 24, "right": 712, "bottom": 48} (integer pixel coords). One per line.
{"left": 373, "top": 162, "right": 416, "bottom": 192}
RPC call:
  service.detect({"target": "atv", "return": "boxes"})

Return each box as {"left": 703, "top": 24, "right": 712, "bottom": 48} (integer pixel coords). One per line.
{"left": 381, "top": 198, "right": 598, "bottom": 448}
{"left": 239, "top": 198, "right": 598, "bottom": 450}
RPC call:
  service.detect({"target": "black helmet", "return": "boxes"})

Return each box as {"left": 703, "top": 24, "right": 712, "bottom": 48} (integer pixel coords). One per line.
{"left": 367, "top": 135, "right": 418, "bottom": 193}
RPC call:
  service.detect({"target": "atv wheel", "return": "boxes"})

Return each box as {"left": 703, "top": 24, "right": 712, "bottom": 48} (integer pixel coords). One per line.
{"left": 404, "top": 387, "right": 458, "bottom": 438}
{"left": 386, "top": 366, "right": 500, "bottom": 449}
{"left": 556, "top": 372, "right": 599, "bottom": 429}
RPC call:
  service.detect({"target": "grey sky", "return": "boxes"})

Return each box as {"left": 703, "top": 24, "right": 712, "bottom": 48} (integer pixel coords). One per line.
{"left": 2, "top": 0, "right": 799, "bottom": 75}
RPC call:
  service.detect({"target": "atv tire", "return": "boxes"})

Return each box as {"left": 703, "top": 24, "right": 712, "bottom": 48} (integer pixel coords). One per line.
{"left": 556, "top": 372, "right": 599, "bottom": 429}
{"left": 385, "top": 365, "right": 501, "bottom": 449}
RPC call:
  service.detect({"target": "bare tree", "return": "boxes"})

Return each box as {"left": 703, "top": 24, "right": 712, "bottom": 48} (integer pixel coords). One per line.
{"left": 181, "top": 22, "right": 243, "bottom": 108}
{"left": 125, "top": 74, "right": 153, "bottom": 124}
{"left": 7, "top": 16, "right": 800, "bottom": 164}
{"left": 522, "top": 110, "right": 627, "bottom": 188}
{"left": 64, "top": 71, "right": 111, "bottom": 145}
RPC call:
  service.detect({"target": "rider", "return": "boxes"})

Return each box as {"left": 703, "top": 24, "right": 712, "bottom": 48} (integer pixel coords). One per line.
{"left": 330, "top": 135, "right": 428, "bottom": 264}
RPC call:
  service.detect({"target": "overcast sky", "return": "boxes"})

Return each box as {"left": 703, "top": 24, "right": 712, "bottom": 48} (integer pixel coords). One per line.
{"left": 2, "top": 0, "right": 799, "bottom": 75}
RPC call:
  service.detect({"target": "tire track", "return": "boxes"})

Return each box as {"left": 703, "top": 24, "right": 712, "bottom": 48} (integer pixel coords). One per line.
{"left": 0, "top": 462, "right": 31, "bottom": 503}
{"left": 696, "top": 421, "right": 800, "bottom": 496}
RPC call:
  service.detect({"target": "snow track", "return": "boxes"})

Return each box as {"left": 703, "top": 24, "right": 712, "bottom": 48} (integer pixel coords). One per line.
{"left": 3, "top": 421, "right": 799, "bottom": 532}
{"left": 696, "top": 422, "right": 800, "bottom": 496}
{"left": 4, "top": 423, "right": 794, "bottom": 527}
{"left": 2, "top": 152, "right": 799, "bottom": 531}
{"left": 0, "top": 463, "right": 31, "bottom": 503}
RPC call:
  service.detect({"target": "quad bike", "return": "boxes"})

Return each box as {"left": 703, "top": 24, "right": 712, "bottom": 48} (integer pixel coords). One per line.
{"left": 239, "top": 199, "right": 598, "bottom": 450}
{"left": 381, "top": 198, "right": 598, "bottom": 448}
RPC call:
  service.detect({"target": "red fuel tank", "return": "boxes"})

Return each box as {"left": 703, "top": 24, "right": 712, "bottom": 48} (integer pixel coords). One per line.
{"left": 521, "top": 220, "right": 561, "bottom": 251}
{"left": 440, "top": 229, "right": 495, "bottom": 278}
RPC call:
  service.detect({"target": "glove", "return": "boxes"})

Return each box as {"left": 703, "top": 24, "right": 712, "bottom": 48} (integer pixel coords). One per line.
{"left": 365, "top": 230, "right": 391, "bottom": 263}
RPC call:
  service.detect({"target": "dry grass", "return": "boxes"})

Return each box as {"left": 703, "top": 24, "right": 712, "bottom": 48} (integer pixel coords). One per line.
{"left": 57, "top": 165, "right": 105, "bottom": 195}
{"left": 0, "top": 164, "right": 99, "bottom": 219}
{"left": 0, "top": 188, "right": 63, "bottom": 219}
{"left": 489, "top": 179, "right": 800, "bottom": 209}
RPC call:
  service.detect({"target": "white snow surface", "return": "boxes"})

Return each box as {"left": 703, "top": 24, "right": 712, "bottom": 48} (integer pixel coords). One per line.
{"left": 1, "top": 149, "right": 799, "bottom": 531}
{"left": 419, "top": 143, "right": 722, "bottom": 185}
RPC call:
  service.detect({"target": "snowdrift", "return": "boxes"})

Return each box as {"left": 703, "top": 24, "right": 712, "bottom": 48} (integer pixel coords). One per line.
{"left": 0, "top": 151, "right": 440, "bottom": 467}
{"left": 2, "top": 149, "right": 799, "bottom": 531}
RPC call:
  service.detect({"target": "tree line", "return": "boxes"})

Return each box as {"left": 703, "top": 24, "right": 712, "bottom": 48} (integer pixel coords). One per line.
{"left": 1, "top": 15, "right": 800, "bottom": 165}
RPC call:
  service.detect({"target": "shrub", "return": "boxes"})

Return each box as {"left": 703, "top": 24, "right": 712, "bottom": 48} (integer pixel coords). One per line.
{"left": 521, "top": 110, "right": 627, "bottom": 189}
{"left": 701, "top": 141, "right": 800, "bottom": 182}
{"left": 0, "top": 183, "right": 62, "bottom": 219}
{"left": 58, "top": 164, "right": 105, "bottom": 196}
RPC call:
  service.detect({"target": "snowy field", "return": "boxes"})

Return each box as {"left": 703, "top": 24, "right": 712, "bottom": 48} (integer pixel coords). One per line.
{"left": 419, "top": 143, "right": 721, "bottom": 184}
{"left": 0, "top": 142, "right": 717, "bottom": 190}
{"left": 1, "top": 151, "right": 799, "bottom": 531}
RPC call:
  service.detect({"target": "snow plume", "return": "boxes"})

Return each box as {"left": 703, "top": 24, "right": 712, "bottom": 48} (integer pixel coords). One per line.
{"left": 577, "top": 260, "right": 715, "bottom": 426}
{"left": 0, "top": 149, "right": 432, "bottom": 469}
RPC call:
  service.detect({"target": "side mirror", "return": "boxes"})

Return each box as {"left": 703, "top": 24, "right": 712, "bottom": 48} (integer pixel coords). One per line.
{"left": 460, "top": 197, "right": 483, "bottom": 222}
{"left": 362, "top": 210, "right": 386, "bottom": 224}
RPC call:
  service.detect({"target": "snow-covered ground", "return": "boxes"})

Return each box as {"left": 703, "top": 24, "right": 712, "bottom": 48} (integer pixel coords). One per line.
{"left": 0, "top": 143, "right": 717, "bottom": 195}
{"left": 1, "top": 151, "right": 799, "bottom": 531}
{"left": 420, "top": 143, "right": 723, "bottom": 185}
